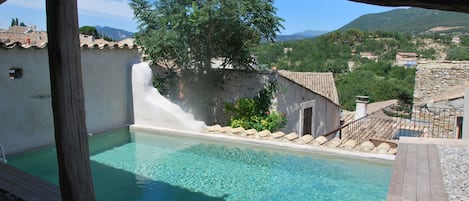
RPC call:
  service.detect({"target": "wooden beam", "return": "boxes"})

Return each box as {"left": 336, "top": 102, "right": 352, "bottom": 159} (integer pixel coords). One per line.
{"left": 349, "top": 0, "right": 469, "bottom": 14}
{"left": 45, "top": 0, "right": 96, "bottom": 200}
{"left": 0, "top": 162, "right": 61, "bottom": 200}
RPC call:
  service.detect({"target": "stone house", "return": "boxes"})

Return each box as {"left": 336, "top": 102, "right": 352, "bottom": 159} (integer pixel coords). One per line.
{"left": 360, "top": 52, "right": 379, "bottom": 62}
{"left": 0, "top": 25, "right": 47, "bottom": 46}
{"left": 0, "top": 40, "right": 141, "bottom": 155}
{"left": 153, "top": 67, "right": 341, "bottom": 137}
{"left": 395, "top": 52, "right": 418, "bottom": 67}
{"left": 276, "top": 70, "right": 341, "bottom": 137}
{"left": 451, "top": 36, "right": 461, "bottom": 44}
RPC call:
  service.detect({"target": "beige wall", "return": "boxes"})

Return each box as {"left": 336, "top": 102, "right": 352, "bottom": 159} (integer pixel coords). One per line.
{"left": 276, "top": 76, "right": 341, "bottom": 137}
{"left": 0, "top": 47, "right": 140, "bottom": 155}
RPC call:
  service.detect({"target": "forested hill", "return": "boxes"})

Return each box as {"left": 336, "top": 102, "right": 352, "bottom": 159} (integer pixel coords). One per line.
{"left": 251, "top": 30, "right": 455, "bottom": 110}
{"left": 339, "top": 7, "right": 469, "bottom": 34}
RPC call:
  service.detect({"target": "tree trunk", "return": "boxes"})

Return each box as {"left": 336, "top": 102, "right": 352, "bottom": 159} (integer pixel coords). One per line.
{"left": 45, "top": 0, "right": 96, "bottom": 200}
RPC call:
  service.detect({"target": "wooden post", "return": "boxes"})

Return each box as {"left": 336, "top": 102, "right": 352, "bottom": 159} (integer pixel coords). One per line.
{"left": 45, "top": 0, "right": 96, "bottom": 200}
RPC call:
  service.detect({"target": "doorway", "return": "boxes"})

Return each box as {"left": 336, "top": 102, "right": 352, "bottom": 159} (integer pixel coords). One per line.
{"left": 302, "top": 107, "right": 312, "bottom": 135}
{"left": 299, "top": 100, "right": 315, "bottom": 136}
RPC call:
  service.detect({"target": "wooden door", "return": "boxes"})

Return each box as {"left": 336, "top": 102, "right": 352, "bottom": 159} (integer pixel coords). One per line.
{"left": 302, "top": 107, "right": 312, "bottom": 135}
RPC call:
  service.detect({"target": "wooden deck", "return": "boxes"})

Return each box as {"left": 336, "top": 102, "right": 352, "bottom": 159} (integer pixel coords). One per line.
{"left": 387, "top": 142, "right": 447, "bottom": 201}
{"left": 0, "top": 162, "right": 61, "bottom": 201}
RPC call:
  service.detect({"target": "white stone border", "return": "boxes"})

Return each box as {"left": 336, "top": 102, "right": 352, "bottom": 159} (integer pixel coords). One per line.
{"left": 130, "top": 124, "right": 395, "bottom": 162}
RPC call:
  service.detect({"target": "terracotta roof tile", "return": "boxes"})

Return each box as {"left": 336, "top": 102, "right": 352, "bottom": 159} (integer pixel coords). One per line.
{"left": 4, "top": 26, "right": 30, "bottom": 34}
{"left": 1, "top": 39, "right": 137, "bottom": 50}
{"left": 278, "top": 70, "right": 339, "bottom": 105}
{"left": 367, "top": 99, "right": 398, "bottom": 114}
{"left": 1, "top": 31, "right": 137, "bottom": 50}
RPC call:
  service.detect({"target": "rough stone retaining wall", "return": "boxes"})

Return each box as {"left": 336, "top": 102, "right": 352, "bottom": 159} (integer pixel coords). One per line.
{"left": 413, "top": 61, "right": 469, "bottom": 104}
{"left": 154, "top": 68, "right": 276, "bottom": 125}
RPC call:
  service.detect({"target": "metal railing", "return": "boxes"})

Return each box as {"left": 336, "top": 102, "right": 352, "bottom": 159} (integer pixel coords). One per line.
{"left": 321, "top": 103, "right": 464, "bottom": 144}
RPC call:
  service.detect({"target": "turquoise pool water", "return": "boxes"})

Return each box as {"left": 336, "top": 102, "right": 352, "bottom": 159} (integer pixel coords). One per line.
{"left": 9, "top": 128, "right": 392, "bottom": 201}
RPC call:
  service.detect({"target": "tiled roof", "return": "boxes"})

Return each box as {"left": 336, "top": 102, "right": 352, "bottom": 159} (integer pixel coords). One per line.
{"left": 342, "top": 99, "right": 399, "bottom": 125}
{"left": 367, "top": 99, "right": 398, "bottom": 114}
{"left": 1, "top": 29, "right": 137, "bottom": 50}
{"left": 278, "top": 70, "right": 340, "bottom": 105}
{"left": 397, "top": 52, "right": 418, "bottom": 57}
{"left": 0, "top": 38, "right": 138, "bottom": 50}
{"left": 4, "top": 26, "right": 30, "bottom": 34}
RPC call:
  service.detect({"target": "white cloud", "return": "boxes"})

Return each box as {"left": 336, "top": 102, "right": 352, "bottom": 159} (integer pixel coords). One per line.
{"left": 78, "top": 0, "right": 134, "bottom": 19}
{"left": 6, "top": 0, "right": 134, "bottom": 19}
{"left": 5, "top": 0, "right": 45, "bottom": 10}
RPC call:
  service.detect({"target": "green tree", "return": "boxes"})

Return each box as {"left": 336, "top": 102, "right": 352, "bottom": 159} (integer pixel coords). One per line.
{"left": 10, "top": 18, "right": 26, "bottom": 27}
{"left": 79, "top": 26, "right": 99, "bottom": 38}
{"left": 79, "top": 26, "right": 114, "bottom": 42}
{"left": 446, "top": 47, "right": 469, "bottom": 60}
{"left": 130, "top": 0, "right": 283, "bottom": 70}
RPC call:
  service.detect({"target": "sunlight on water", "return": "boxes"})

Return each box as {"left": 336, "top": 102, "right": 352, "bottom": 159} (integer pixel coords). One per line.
{"left": 9, "top": 129, "right": 392, "bottom": 201}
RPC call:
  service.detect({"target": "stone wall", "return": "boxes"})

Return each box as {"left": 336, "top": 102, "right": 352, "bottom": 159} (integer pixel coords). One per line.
{"left": 156, "top": 68, "right": 276, "bottom": 125}
{"left": 156, "top": 68, "right": 341, "bottom": 135}
{"left": 413, "top": 61, "right": 469, "bottom": 104}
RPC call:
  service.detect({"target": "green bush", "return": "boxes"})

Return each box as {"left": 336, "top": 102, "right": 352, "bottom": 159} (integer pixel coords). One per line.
{"left": 225, "top": 82, "right": 286, "bottom": 132}
{"left": 230, "top": 112, "right": 286, "bottom": 132}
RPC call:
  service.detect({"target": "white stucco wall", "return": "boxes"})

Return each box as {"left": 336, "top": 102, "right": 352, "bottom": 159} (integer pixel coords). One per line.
{"left": 276, "top": 76, "right": 341, "bottom": 137}
{"left": 0, "top": 47, "right": 140, "bottom": 155}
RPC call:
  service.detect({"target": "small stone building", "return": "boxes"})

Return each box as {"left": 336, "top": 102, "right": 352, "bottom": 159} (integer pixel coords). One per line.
{"left": 276, "top": 70, "right": 341, "bottom": 137}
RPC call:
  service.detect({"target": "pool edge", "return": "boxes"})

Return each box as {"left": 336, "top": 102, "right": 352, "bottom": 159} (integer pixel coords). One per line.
{"left": 129, "top": 124, "right": 395, "bottom": 162}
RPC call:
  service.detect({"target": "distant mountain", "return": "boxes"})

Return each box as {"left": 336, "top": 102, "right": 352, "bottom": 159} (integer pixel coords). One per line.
{"left": 95, "top": 26, "right": 134, "bottom": 41}
{"left": 261, "top": 30, "right": 328, "bottom": 43}
{"left": 339, "top": 7, "right": 469, "bottom": 34}
{"left": 274, "top": 30, "right": 328, "bottom": 42}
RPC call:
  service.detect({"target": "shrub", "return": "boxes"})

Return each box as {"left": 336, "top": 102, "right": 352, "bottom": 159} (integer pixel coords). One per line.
{"left": 225, "top": 82, "right": 286, "bottom": 132}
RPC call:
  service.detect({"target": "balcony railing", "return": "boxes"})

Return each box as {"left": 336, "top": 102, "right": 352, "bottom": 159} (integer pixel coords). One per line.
{"left": 321, "top": 103, "right": 464, "bottom": 145}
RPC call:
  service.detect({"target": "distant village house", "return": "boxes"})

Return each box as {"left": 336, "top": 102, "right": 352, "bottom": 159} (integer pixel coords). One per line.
{"left": 395, "top": 52, "right": 418, "bottom": 67}
{"left": 359, "top": 52, "right": 379, "bottom": 62}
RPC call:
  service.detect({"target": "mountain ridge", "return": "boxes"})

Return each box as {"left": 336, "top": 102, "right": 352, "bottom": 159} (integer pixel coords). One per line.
{"left": 95, "top": 26, "right": 134, "bottom": 41}
{"left": 261, "top": 30, "right": 328, "bottom": 42}
{"left": 338, "top": 7, "right": 469, "bottom": 34}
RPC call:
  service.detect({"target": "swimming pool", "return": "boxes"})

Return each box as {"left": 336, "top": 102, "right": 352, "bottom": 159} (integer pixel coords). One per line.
{"left": 9, "top": 128, "right": 392, "bottom": 201}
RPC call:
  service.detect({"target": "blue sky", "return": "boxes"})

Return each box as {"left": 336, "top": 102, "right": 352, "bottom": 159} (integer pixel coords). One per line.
{"left": 0, "top": 0, "right": 398, "bottom": 34}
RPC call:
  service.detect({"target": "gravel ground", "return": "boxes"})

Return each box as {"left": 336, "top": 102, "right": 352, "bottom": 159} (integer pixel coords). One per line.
{"left": 438, "top": 145, "right": 469, "bottom": 201}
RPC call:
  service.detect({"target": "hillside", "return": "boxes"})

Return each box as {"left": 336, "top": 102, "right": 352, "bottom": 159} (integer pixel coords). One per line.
{"left": 95, "top": 26, "right": 134, "bottom": 41}
{"left": 252, "top": 31, "right": 452, "bottom": 110}
{"left": 339, "top": 7, "right": 469, "bottom": 34}
{"left": 275, "top": 30, "right": 329, "bottom": 42}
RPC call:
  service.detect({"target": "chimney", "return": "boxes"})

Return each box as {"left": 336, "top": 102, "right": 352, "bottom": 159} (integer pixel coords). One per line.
{"left": 354, "top": 96, "right": 369, "bottom": 120}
